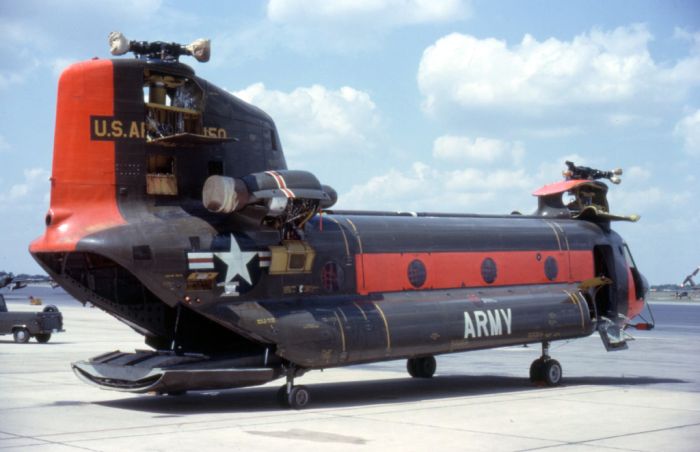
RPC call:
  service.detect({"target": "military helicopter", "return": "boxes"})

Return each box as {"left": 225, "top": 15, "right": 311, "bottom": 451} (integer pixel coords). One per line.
{"left": 0, "top": 271, "right": 56, "bottom": 291}
{"left": 29, "top": 33, "right": 651, "bottom": 409}
{"left": 678, "top": 266, "right": 700, "bottom": 298}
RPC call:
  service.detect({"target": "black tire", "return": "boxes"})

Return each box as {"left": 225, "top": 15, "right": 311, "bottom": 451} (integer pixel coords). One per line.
{"left": 288, "top": 385, "right": 310, "bottom": 409}
{"left": 35, "top": 333, "right": 51, "bottom": 343}
{"left": 13, "top": 328, "right": 30, "bottom": 343}
{"left": 529, "top": 358, "right": 545, "bottom": 382}
{"left": 276, "top": 385, "right": 290, "bottom": 408}
{"left": 407, "top": 358, "right": 418, "bottom": 377}
{"left": 42, "top": 305, "right": 58, "bottom": 313}
{"left": 407, "top": 356, "right": 436, "bottom": 378}
{"left": 543, "top": 359, "right": 562, "bottom": 386}
{"left": 166, "top": 390, "right": 187, "bottom": 396}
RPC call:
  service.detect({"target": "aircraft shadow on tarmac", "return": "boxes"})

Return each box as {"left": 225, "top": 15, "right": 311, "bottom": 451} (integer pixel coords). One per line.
{"left": 89, "top": 374, "right": 687, "bottom": 415}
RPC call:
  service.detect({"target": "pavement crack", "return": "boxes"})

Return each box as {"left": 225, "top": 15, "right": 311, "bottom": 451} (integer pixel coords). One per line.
{"left": 515, "top": 421, "right": 700, "bottom": 451}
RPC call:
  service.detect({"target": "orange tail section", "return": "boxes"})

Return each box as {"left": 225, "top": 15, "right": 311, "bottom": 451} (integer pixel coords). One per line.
{"left": 30, "top": 60, "right": 126, "bottom": 253}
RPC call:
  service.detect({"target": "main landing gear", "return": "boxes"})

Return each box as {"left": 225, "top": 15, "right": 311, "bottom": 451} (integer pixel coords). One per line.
{"left": 529, "top": 341, "right": 563, "bottom": 386}
{"left": 277, "top": 365, "right": 310, "bottom": 410}
{"left": 407, "top": 356, "right": 436, "bottom": 378}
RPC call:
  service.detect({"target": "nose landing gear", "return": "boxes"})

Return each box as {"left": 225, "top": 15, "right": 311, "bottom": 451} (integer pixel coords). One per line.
{"left": 529, "top": 341, "right": 562, "bottom": 386}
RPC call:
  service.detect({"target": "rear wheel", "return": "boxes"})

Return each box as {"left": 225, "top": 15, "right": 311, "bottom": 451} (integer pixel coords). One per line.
{"left": 288, "top": 385, "right": 310, "bottom": 410}
{"left": 407, "top": 356, "right": 436, "bottom": 378}
{"left": 13, "top": 328, "right": 30, "bottom": 343}
{"left": 35, "top": 333, "right": 51, "bottom": 343}
{"left": 543, "top": 359, "right": 562, "bottom": 386}
{"left": 529, "top": 358, "right": 545, "bottom": 382}
{"left": 276, "top": 385, "right": 289, "bottom": 407}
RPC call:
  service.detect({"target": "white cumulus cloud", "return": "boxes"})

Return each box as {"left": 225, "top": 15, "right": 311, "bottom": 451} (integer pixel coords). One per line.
{"left": 674, "top": 110, "right": 700, "bottom": 157}
{"left": 339, "top": 162, "right": 535, "bottom": 213}
{"left": 231, "top": 82, "right": 379, "bottom": 156}
{"left": 418, "top": 25, "right": 700, "bottom": 114}
{"left": 432, "top": 135, "right": 524, "bottom": 164}
{"left": 0, "top": 168, "right": 50, "bottom": 208}
{"left": 260, "top": 0, "right": 470, "bottom": 53}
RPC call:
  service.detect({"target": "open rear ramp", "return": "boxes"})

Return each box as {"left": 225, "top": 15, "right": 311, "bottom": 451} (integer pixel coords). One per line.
{"left": 72, "top": 350, "right": 282, "bottom": 394}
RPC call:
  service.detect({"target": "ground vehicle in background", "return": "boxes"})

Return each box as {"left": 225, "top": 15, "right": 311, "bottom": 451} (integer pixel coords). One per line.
{"left": 0, "top": 294, "right": 64, "bottom": 343}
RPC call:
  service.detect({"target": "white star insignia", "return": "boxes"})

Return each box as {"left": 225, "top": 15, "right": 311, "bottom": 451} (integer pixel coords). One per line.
{"left": 215, "top": 234, "right": 258, "bottom": 285}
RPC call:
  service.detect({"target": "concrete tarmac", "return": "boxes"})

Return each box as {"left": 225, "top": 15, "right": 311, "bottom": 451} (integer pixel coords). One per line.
{"left": 1, "top": 292, "right": 699, "bottom": 451}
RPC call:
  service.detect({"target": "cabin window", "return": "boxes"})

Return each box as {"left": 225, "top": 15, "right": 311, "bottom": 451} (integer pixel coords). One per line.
{"left": 146, "top": 155, "right": 178, "bottom": 196}
{"left": 269, "top": 129, "right": 278, "bottom": 151}
{"left": 208, "top": 160, "right": 224, "bottom": 176}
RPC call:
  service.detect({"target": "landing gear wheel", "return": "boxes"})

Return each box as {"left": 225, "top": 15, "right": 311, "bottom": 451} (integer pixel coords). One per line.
{"left": 276, "top": 385, "right": 290, "bottom": 408}
{"left": 530, "top": 342, "right": 563, "bottom": 386}
{"left": 288, "top": 385, "right": 310, "bottom": 410}
{"left": 407, "top": 356, "right": 436, "bottom": 378}
{"left": 407, "top": 359, "right": 417, "bottom": 377}
{"left": 166, "top": 390, "right": 187, "bottom": 396}
{"left": 543, "top": 359, "right": 562, "bottom": 386}
{"left": 13, "top": 328, "right": 30, "bottom": 343}
{"left": 35, "top": 333, "right": 51, "bottom": 343}
{"left": 529, "top": 358, "right": 545, "bottom": 382}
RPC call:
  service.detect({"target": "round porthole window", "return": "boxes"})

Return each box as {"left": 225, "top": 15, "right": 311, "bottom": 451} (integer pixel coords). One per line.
{"left": 407, "top": 259, "right": 427, "bottom": 288}
{"left": 544, "top": 256, "right": 558, "bottom": 281}
{"left": 481, "top": 258, "right": 497, "bottom": 284}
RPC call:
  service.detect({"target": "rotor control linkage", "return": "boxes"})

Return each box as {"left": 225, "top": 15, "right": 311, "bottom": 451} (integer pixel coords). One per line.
{"left": 529, "top": 341, "right": 563, "bottom": 386}
{"left": 108, "top": 32, "right": 210, "bottom": 62}
{"left": 564, "top": 161, "right": 623, "bottom": 184}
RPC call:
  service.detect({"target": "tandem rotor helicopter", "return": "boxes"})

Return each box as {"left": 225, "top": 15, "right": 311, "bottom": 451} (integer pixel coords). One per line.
{"left": 29, "top": 33, "right": 652, "bottom": 409}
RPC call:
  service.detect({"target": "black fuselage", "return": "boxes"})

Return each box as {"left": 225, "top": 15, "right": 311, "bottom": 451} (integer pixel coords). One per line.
{"left": 30, "top": 57, "right": 645, "bottom": 393}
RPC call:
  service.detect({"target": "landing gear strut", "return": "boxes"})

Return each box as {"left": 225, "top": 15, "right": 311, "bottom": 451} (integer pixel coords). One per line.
{"left": 529, "top": 341, "right": 562, "bottom": 386}
{"left": 276, "top": 365, "right": 310, "bottom": 409}
{"left": 407, "top": 356, "right": 436, "bottom": 378}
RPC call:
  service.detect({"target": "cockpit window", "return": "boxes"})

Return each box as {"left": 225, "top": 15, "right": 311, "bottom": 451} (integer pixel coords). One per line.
{"left": 622, "top": 244, "right": 637, "bottom": 269}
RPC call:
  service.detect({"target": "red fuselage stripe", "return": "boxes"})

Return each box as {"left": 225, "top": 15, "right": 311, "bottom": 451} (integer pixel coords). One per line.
{"left": 355, "top": 250, "right": 594, "bottom": 295}
{"left": 265, "top": 170, "right": 295, "bottom": 198}
{"left": 266, "top": 170, "right": 285, "bottom": 188}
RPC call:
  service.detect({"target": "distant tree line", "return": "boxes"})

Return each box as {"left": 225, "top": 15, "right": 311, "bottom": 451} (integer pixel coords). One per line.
{"left": 1, "top": 271, "right": 50, "bottom": 280}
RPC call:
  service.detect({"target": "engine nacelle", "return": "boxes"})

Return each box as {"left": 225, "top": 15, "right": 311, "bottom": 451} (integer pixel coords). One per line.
{"left": 202, "top": 170, "right": 337, "bottom": 225}
{"left": 202, "top": 176, "right": 250, "bottom": 213}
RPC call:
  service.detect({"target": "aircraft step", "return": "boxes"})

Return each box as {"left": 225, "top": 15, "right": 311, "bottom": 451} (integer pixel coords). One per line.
{"left": 597, "top": 316, "right": 634, "bottom": 351}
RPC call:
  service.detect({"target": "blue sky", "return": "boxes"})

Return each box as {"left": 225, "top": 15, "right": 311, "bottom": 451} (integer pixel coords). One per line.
{"left": 0, "top": 0, "right": 698, "bottom": 284}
